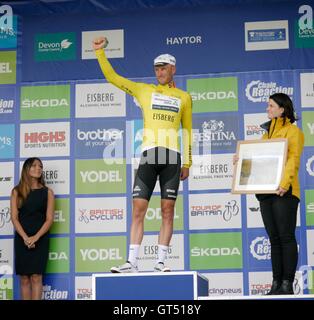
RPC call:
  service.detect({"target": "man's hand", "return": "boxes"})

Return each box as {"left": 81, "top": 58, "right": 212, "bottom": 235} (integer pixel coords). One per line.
{"left": 277, "top": 186, "right": 287, "bottom": 197}
{"left": 180, "top": 167, "right": 189, "bottom": 181}
{"left": 92, "top": 36, "right": 108, "bottom": 51}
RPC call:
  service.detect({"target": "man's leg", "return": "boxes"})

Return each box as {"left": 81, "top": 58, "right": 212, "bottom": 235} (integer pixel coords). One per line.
{"left": 155, "top": 149, "right": 181, "bottom": 271}
{"left": 159, "top": 199, "right": 175, "bottom": 246}
{"left": 127, "top": 198, "right": 149, "bottom": 267}
{"left": 111, "top": 149, "right": 157, "bottom": 273}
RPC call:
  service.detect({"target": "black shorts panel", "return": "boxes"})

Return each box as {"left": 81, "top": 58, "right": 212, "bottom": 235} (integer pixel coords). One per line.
{"left": 132, "top": 147, "right": 181, "bottom": 201}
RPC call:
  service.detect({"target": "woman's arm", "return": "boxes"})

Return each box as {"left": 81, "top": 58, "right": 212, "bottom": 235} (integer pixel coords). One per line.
{"left": 27, "top": 188, "right": 55, "bottom": 247}
{"left": 10, "top": 189, "right": 30, "bottom": 245}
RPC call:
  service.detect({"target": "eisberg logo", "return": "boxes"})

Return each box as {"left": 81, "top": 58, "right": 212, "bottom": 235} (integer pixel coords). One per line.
{"left": 250, "top": 236, "right": 270, "bottom": 260}
{"left": 245, "top": 80, "right": 293, "bottom": 103}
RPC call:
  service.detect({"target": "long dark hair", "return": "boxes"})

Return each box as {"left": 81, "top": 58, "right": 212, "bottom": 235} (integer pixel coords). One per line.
{"left": 269, "top": 93, "right": 297, "bottom": 125}
{"left": 13, "top": 157, "right": 45, "bottom": 208}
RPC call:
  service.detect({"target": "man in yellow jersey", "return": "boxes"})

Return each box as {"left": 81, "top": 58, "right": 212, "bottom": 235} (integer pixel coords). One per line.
{"left": 93, "top": 37, "right": 192, "bottom": 273}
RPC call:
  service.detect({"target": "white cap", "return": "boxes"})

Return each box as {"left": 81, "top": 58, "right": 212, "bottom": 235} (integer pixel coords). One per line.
{"left": 154, "top": 53, "right": 176, "bottom": 66}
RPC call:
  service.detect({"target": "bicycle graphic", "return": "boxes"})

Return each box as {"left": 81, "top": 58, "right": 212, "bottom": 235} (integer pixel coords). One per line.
{"left": 0, "top": 207, "right": 10, "bottom": 229}
{"left": 223, "top": 200, "right": 239, "bottom": 221}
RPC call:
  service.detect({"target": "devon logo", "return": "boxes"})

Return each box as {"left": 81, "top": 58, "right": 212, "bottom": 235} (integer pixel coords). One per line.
{"left": 35, "top": 32, "right": 76, "bottom": 61}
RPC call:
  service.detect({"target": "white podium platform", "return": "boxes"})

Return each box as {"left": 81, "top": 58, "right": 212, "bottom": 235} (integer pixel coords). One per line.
{"left": 92, "top": 271, "right": 208, "bottom": 300}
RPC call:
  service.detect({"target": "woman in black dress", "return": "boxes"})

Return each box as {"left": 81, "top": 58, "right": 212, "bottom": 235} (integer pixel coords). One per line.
{"left": 10, "top": 157, "right": 54, "bottom": 300}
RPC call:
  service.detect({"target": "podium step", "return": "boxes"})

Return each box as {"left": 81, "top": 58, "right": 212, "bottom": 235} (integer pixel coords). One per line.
{"left": 92, "top": 271, "right": 208, "bottom": 300}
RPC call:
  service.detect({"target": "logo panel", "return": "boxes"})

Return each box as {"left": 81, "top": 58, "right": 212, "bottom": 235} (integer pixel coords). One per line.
{"left": 75, "top": 83, "right": 126, "bottom": 118}
{"left": 0, "top": 124, "right": 14, "bottom": 158}
{"left": 190, "top": 233, "right": 243, "bottom": 269}
{"left": 75, "top": 197, "right": 126, "bottom": 233}
{"left": 20, "top": 122, "right": 70, "bottom": 158}
{"left": 20, "top": 85, "right": 70, "bottom": 120}
{"left": 0, "top": 15, "right": 17, "bottom": 49}
{"left": 187, "top": 77, "right": 238, "bottom": 113}
{"left": 46, "top": 238, "right": 70, "bottom": 273}
{"left": 0, "top": 162, "right": 14, "bottom": 197}
{"left": 192, "top": 113, "right": 239, "bottom": 154}
{"left": 188, "top": 154, "right": 233, "bottom": 191}
{"left": 81, "top": 29, "right": 124, "bottom": 59}
{"left": 35, "top": 32, "right": 76, "bottom": 61}
{"left": 144, "top": 195, "right": 183, "bottom": 231}
{"left": 75, "top": 236, "right": 126, "bottom": 272}
{"left": 75, "top": 119, "right": 125, "bottom": 159}
{"left": 0, "top": 86, "right": 15, "bottom": 120}
{"left": 295, "top": 5, "right": 314, "bottom": 48}
{"left": 0, "top": 200, "right": 13, "bottom": 235}
{"left": 50, "top": 198, "right": 70, "bottom": 234}
{"left": 138, "top": 234, "right": 184, "bottom": 271}
{"left": 189, "top": 193, "right": 241, "bottom": 229}
{"left": 75, "top": 159, "right": 126, "bottom": 194}
{"left": 245, "top": 20, "right": 289, "bottom": 51}
{"left": 302, "top": 111, "right": 314, "bottom": 146}
{"left": 0, "top": 51, "right": 16, "bottom": 84}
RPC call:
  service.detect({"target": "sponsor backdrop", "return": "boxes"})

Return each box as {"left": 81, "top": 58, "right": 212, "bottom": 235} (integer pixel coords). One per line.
{"left": 0, "top": 0, "right": 314, "bottom": 299}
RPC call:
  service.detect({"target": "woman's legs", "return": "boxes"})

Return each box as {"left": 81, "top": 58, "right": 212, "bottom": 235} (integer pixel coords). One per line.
{"left": 20, "top": 275, "right": 31, "bottom": 300}
{"left": 260, "top": 195, "right": 299, "bottom": 293}
{"left": 30, "top": 274, "right": 43, "bottom": 300}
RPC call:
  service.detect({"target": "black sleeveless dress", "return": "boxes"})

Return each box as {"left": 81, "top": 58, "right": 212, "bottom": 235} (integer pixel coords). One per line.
{"left": 14, "top": 187, "right": 49, "bottom": 275}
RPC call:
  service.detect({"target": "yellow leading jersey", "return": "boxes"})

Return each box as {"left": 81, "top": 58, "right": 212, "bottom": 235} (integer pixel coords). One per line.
{"left": 95, "top": 49, "right": 192, "bottom": 168}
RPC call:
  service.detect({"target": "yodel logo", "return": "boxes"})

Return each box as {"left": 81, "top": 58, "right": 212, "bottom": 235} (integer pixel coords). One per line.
{"left": 80, "top": 248, "right": 122, "bottom": 261}
{"left": 80, "top": 170, "right": 122, "bottom": 183}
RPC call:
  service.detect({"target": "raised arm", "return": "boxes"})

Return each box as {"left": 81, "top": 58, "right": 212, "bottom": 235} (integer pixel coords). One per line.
{"left": 93, "top": 36, "right": 141, "bottom": 98}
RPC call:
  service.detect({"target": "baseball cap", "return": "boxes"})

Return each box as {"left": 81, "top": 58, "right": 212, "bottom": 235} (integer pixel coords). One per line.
{"left": 154, "top": 54, "right": 176, "bottom": 66}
